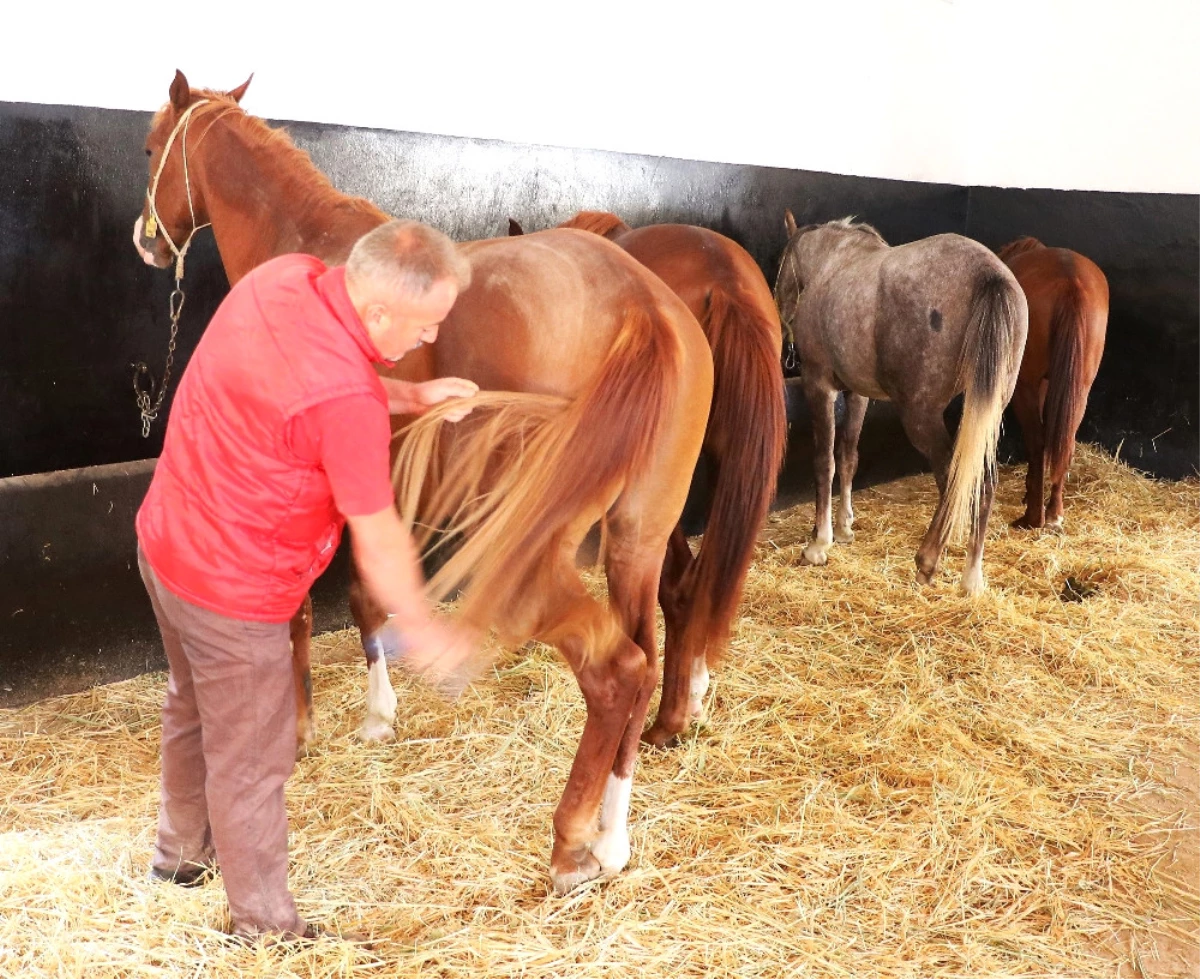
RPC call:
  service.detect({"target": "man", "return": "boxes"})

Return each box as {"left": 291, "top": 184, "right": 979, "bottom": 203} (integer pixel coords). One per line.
{"left": 136, "top": 219, "right": 478, "bottom": 941}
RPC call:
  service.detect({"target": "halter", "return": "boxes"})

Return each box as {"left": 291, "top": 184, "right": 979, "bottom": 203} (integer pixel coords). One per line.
{"left": 143, "top": 98, "right": 212, "bottom": 281}
{"left": 134, "top": 98, "right": 231, "bottom": 436}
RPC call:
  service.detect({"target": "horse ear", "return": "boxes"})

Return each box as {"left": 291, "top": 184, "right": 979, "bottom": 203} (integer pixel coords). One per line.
{"left": 169, "top": 69, "right": 191, "bottom": 111}
{"left": 228, "top": 73, "right": 254, "bottom": 104}
{"left": 507, "top": 218, "right": 525, "bottom": 237}
{"left": 784, "top": 209, "right": 798, "bottom": 237}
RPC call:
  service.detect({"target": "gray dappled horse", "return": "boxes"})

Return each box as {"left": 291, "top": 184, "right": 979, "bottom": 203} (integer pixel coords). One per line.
{"left": 774, "top": 215, "right": 1028, "bottom": 594}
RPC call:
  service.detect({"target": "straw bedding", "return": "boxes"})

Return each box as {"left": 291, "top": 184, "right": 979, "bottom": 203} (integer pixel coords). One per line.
{"left": 1, "top": 444, "right": 1196, "bottom": 978}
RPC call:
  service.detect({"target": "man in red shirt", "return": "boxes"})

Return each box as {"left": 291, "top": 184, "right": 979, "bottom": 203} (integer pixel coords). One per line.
{"left": 137, "top": 219, "right": 478, "bottom": 941}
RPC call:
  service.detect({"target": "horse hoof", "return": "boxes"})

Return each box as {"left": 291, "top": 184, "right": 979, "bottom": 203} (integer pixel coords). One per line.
{"left": 1045, "top": 516, "right": 1064, "bottom": 533}
{"left": 550, "top": 850, "right": 603, "bottom": 896}
{"left": 833, "top": 526, "right": 855, "bottom": 544}
{"left": 800, "top": 544, "right": 829, "bottom": 566}
{"left": 688, "top": 698, "right": 707, "bottom": 723}
{"left": 590, "top": 831, "right": 631, "bottom": 876}
{"left": 1010, "top": 514, "right": 1041, "bottom": 530}
{"left": 959, "top": 572, "right": 986, "bottom": 597}
{"left": 915, "top": 569, "right": 935, "bottom": 587}
{"left": 295, "top": 720, "right": 316, "bottom": 757}
{"left": 357, "top": 719, "right": 396, "bottom": 743}
{"left": 641, "top": 723, "right": 681, "bottom": 750}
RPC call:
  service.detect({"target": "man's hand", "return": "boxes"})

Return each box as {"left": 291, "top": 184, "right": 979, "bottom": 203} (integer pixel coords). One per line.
{"left": 380, "top": 377, "right": 479, "bottom": 420}
{"left": 392, "top": 619, "right": 483, "bottom": 699}
{"left": 413, "top": 378, "right": 479, "bottom": 422}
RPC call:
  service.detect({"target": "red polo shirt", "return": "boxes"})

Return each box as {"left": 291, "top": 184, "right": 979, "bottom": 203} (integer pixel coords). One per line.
{"left": 137, "top": 255, "right": 395, "bottom": 621}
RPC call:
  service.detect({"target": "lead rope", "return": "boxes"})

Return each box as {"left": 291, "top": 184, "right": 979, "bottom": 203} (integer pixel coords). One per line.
{"left": 133, "top": 100, "right": 216, "bottom": 437}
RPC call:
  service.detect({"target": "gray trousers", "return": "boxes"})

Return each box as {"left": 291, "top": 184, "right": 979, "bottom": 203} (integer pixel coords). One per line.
{"left": 139, "top": 548, "right": 305, "bottom": 938}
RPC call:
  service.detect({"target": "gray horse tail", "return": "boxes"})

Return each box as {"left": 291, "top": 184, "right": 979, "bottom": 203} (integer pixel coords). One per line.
{"left": 943, "top": 273, "right": 1027, "bottom": 542}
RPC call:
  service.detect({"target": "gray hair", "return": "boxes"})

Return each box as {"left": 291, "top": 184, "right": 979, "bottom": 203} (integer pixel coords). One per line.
{"left": 346, "top": 219, "right": 472, "bottom": 299}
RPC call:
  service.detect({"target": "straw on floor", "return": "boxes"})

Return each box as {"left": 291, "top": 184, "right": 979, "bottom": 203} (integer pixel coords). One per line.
{"left": 1, "top": 444, "right": 1196, "bottom": 978}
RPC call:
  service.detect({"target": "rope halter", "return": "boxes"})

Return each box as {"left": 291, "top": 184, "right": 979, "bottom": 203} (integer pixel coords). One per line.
{"left": 143, "top": 99, "right": 213, "bottom": 282}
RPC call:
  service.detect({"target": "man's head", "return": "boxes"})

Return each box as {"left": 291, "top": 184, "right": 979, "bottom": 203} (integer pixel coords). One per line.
{"left": 345, "top": 220, "right": 472, "bottom": 362}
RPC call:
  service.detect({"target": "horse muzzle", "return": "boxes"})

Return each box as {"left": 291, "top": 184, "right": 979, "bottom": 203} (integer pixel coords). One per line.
{"left": 132, "top": 215, "right": 172, "bottom": 269}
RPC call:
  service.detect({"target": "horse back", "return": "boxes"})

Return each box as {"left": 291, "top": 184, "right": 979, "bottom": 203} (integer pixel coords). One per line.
{"left": 614, "top": 225, "right": 776, "bottom": 326}
{"left": 435, "top": 229, "right": 710, "bottom": 405}
{"left": 1006, "top": 247, "right": 1108, "bottom": 383}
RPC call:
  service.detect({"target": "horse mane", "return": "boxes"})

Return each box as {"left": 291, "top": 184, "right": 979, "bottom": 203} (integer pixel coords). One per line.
{"left": 996, "top": 236, "right": 1045, "bottom": 262}
{"left": 827, "top": 216, "right": 888, "bottom": 246}
{"left": 162, "top": 90, "right": 388, "bottom": 225}
{"left": 557, "top": 211, "right": 633, "bottom": 239}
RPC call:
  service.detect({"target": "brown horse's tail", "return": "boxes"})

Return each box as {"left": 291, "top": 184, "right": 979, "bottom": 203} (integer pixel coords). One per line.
{"left": 685, "top": 286, "right": 787, "bottom": 666}
{"left": 1042, "top": 282, "right": 1090, "bottom": 487}
{"left": 393, "top": 307, "right": 681, "bottom": 644}
{"left": 943, "top": 273, "right": 1027, "bottom": 542}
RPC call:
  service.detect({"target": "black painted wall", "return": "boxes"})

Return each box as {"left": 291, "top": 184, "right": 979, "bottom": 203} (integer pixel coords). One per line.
{"left": 967, "top": 189, "right": 1198, "bottom": 478}
{"left": 0, "top": 99, "right": 1196, "bottom": 705}
{"left": 0, "top": 100, "right": 974, "bottom": 479}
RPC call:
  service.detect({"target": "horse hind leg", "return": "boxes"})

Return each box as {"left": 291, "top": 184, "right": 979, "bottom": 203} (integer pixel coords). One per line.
{"left": 1009, "top": 381, "right": 1047, "bottom": 530}
{"left": 898, "top": 400, "right": 954, "bottom": 585}
{"left": 834, "top": 393, "right": 869, "bottom": 543}
{"left": 290, "top": 594, "right": 315, "bottom": 756}
{"left": 644, "top": 526, "right": 699, "bottom": 748}
{"left": 960, "top": 472, "right": 996, "bottom": 596}
{"left": 801, "top": 378, "right": 839, "bottom": 566}
{"left": 519, "top": 551, "right": 648, "bottom": 895}
{"left": 593, "top": 542, "right": 662, "bottom": 875}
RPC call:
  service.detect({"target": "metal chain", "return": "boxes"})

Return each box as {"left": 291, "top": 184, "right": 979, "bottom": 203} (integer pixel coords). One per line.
{"left": 133, "top": 282, "right": 186, "bottom": 438}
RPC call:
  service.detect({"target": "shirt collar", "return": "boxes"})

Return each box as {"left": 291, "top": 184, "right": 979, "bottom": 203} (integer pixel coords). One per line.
{"left": 315, "top": 265, "right": 394, "bottom": 367}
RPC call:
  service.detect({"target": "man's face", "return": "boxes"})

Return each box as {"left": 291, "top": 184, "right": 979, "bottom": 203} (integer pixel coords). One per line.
{"left": 365, "top": 277, "right": 458, "bottom": 362}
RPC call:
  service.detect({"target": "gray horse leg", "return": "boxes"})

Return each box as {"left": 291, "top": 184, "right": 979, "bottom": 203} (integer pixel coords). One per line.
{"left": 961, "top": 476, "right": 996, "bottom": 595}
{"left": 802, "top": 379, "right": 839, "bottom": 566}
{"left": 834, "top": 394, "right": 869, "bottom": 543}
{"left": 898, "top": 403, "right": 954, "bottom": 584}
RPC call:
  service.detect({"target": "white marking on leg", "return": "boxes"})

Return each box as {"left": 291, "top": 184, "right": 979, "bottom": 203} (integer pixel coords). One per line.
{"left": 358, "top": 657, "right": 397, "bottom": 742}
{"left": 834, "top": 501, "right": 856, "bottom": 543}
{"left": 960, "top": 563, "right": 986, "bottom": 596}
{"left": 802, "top": 527, "right": 833, "bottom": 566}
{"left": 688, "top": 657, "right": 710, "bottom": 721}
{"left": 591, "top": 775, "right": 632, "bottom": 875}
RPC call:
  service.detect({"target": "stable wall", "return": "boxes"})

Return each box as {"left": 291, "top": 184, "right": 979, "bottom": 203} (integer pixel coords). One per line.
{"left": 2, "top": 1, "right": 1196, "bottom": 704}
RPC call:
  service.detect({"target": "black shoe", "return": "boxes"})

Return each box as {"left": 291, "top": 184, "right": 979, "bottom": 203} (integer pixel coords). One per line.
{"left": 148, "top": 861, "right": 217, "bottom": 887}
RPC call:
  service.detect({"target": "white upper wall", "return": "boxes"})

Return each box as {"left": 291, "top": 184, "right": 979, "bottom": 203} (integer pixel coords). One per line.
{"left": 4, "top": 0, "right": 1197, "bottom": 194}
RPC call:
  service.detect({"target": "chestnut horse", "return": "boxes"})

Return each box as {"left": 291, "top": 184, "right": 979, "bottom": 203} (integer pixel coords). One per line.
{"left": 774, "top": 214, "right": 1028, "bottom": 594}
{"left": 133, "top": 71, "right": 714, "bottom": 894}
{"left": 508, "top": 211, "right": 787, "bottom": 747}
{"left": 996, "top": 238, "right": 1108, "bottom": 530}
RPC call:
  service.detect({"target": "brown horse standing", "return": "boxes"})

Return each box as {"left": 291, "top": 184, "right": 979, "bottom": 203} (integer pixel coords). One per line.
{"left": 133, "top": 71, "right": 714, "bottom": 894}
{"left": 509, "top": 211, "right": 787, "bottom": 747}
{"left": 997, "top": 238, "right": 1108, "bottom": 530}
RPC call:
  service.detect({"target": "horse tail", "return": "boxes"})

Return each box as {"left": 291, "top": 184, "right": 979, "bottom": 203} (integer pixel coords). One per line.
{"left": 943, "top": 273, "right": 1027, "bottom": 542}
{"left": 393, "top": 306, "right": 681, "bottom": 641}
{"left": 1042, "top": 280, "right": 1090, "bottom": 487}
{"left": 686, "top": 286, "right": 787, "bottom": 666}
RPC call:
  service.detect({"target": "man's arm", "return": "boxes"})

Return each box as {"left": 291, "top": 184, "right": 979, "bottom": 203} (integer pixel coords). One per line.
{"left": 344, "top": 507, "right": 432, "bottom": 637}
{"left": 344, "top": 507, "right": 479, "bottom": 693}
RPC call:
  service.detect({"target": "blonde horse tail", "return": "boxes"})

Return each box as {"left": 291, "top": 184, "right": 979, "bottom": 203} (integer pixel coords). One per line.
{"left": 1042, "top": 281, "right": 1089, "bottom": 488}
{"left": 393, "top": 306, "right": 681, "bottom": 640}
{"left": 943, "top": 273, "right": 1027, "bottom": 542}
{"left": 688, "top": 286, "right": 787, "bottom": 666}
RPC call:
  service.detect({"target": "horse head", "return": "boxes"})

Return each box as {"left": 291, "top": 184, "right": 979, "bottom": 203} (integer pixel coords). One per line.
{"left": 775, "top": 213, "right": 887, "bottom": 335}
{"left": 132, "top": 69, "right": 252, "bottom": 272}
